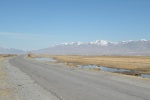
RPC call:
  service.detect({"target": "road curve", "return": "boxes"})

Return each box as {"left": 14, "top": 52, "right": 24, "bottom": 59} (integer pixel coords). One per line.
{"left": 9, "top": 56, "right": 150, "bottom": 100}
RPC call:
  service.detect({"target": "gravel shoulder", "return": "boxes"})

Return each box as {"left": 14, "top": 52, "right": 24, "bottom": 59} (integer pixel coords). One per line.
{"left": 2, "top": 57, "right": 59, "bottom": 100}
{"left": 0, "top": 57, "right": 19, "bottom": 100}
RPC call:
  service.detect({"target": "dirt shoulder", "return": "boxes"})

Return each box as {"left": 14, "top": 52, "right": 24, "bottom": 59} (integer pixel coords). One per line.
{"left": 0, "top": 57, "right": 19, "bottom": 100}
{"left": 0, "top": 57, "right": 58, "bottom": 100}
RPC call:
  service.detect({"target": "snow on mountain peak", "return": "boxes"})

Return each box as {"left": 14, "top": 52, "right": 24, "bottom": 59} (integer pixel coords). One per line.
{"left": 58, "top": 42, "right": 84, "bottom": 46}
{"left": 120, "top": 39, "right": 149, "bottom": 44}
{"left": 58, "top": 40, "right": 109, "bottom": 46}
{"left": 56, "top": 39, "right": 149, "bottom": 47}
{"left": 139, "top": 39, "right": 147, "bottom": 41}
{"left": 90, "top": 40, "right": 109, "bottom": 46}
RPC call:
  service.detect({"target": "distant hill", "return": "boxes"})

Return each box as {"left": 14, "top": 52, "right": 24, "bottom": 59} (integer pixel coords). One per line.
{"left": 33, "top": 39, "right": 150, "bottom": 56}
{"left": 0, "top": 46, "right": 25, "bottom": 54}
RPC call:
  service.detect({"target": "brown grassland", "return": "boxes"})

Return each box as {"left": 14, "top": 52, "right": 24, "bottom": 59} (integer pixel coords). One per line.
{"left": 29, "top": 54, "right": 150, "bottom": 74}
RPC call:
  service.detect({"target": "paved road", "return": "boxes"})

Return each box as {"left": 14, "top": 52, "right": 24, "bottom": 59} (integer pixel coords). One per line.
{"left": 9, "top": 56, "right": 150, "bottom": 100}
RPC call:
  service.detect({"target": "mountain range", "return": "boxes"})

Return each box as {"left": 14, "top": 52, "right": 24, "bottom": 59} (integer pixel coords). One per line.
{"left": 33, "top": 39, "right": 150, "bottom": 56}
{"left": 0, "top": 46, "right": 25, "bottom": 54}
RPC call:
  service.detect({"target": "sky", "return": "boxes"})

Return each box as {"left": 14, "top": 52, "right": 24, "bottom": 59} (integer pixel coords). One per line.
{"left": 0, "top": 0, "right": 150, "bottom": 50}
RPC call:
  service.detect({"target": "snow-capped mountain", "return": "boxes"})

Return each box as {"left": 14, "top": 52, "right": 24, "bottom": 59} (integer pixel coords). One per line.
{"left": 57, "top": 40, "right": 111, "bottom": 46}
{"left": 89, "top": 40, "right": 109, "bottom": 46}
{"left": 57, "top": 42, "right": 84, "bottom": 46}
{"left": 33, "top": 39, "right": 150, "bottom": 55}
{"left": 0, "top": 46, "right": 25, "bottom": 54}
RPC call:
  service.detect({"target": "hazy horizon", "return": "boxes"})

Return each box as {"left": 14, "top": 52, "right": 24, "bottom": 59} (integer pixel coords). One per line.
{"left": 0, "top": 39, "right": 149, "bottom": 50}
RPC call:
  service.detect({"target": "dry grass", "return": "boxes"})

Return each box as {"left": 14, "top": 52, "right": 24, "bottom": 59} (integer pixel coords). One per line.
{"left": 52, "top": 55, "right": 150, "bottom": 74}
{"left": 28, "top": 54, "right": 150, "bottom": 74}
{"left": 0, "top": 54, "right": 17, "bottom": 57}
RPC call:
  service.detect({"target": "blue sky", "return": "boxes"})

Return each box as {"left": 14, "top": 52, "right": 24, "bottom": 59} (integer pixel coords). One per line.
{"left": 0, "top": 0, "right": 150, "bottom": 50}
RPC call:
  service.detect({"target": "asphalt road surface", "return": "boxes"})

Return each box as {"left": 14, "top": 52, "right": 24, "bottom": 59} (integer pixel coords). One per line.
{"left": 9, "top": 56, "right": 150, "bottom": 100}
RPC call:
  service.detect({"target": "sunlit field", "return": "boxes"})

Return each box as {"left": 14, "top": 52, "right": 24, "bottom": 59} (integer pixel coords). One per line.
{"left": 28, "top": 54, "right": 150, "bottom": 74}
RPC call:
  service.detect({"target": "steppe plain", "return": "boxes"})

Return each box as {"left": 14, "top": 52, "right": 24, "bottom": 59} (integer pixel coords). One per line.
{"left": 30, "top": 54, "right": 150, "bottom": 74}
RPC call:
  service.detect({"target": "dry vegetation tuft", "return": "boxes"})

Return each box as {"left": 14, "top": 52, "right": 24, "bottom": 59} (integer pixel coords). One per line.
{"left": 27, "top": 54, "right": 52, "bottom": 58}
